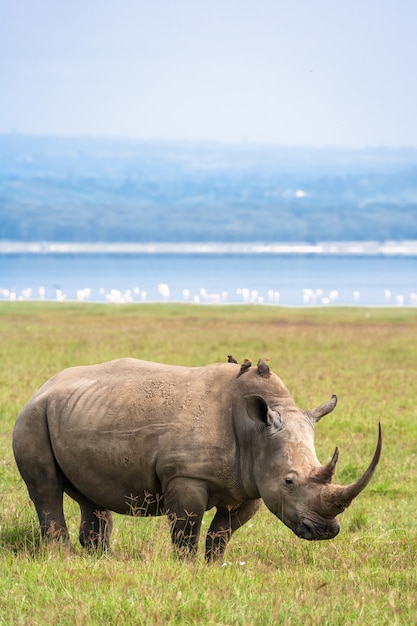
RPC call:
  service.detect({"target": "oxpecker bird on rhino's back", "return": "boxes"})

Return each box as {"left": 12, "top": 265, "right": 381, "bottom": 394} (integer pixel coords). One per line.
{"left": 257, "top": 358, "right": 270, "bottom": 378}
{"left": 13, "top": 357, "right": 382, "bottom": 562}
{"left": 237, "top": 358, "right": 252, "bottom": 378}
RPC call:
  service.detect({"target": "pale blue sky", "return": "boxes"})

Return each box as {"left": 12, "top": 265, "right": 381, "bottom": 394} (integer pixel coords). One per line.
{"left": 1, "top": 0, "right": 416, "bottom": 147}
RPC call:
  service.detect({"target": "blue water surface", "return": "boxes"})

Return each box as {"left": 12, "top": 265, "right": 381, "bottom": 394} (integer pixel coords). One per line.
{"left": 1, "top": 253, "right": 416, "bottom": 306}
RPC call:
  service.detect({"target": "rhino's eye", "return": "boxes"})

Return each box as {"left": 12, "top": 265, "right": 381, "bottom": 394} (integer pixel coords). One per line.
{"left": 285, "top": 477, "right": 294, "bottom": 486}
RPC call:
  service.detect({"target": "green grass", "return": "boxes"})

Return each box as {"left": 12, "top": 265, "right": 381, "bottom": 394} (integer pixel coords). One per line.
{"left": 1, "top": 302, "right": 417, "bottom": 624}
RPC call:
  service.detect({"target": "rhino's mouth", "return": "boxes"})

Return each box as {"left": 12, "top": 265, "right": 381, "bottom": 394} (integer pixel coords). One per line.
{"left": 297, "top": 517, "right": 340, "bottom": 541}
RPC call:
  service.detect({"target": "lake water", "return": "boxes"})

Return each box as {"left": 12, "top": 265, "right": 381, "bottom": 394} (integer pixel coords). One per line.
{"left": 1, "top": 252, "right": 417, "bottom": 306}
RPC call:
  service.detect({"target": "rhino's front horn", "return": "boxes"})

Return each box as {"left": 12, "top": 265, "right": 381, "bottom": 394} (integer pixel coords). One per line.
{"left": 322, "top": 422, "right": 382, "bottom": 516}
{"left": 308, "top": 394, "right": 338, "bottom": 423}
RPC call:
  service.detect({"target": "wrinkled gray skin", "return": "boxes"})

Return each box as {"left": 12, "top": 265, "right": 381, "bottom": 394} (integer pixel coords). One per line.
{"left": 13, "top": 358, "right": 382, "bottom": 561}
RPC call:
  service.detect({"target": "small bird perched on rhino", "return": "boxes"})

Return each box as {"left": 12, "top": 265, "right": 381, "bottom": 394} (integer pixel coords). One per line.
{"left": 236, "top": 358, "right": 252, "bottom": 378}
{"left": 257, "top": 358, "right": 271, "bottom": 378}
{"left": 227, "top": 355, "right": 239, "bottom": 364}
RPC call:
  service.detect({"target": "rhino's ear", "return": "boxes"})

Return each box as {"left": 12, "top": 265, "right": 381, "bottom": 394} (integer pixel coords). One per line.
{"left": 245, "top": 395, "right": 283, "bottom": 430}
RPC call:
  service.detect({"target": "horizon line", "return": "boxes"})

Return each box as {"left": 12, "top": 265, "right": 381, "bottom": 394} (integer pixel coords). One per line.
{"left": 1, "top": 132, "right": 417, "bottom": 152}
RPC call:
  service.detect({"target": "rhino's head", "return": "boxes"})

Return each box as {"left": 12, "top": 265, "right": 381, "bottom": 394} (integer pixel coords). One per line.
{"left": 243, "top": 391, "right": 382, "bottom": 541}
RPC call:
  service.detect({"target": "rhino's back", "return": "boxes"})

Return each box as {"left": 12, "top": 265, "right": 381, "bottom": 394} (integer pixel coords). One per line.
{"left": 40, "top": 357, "right": 235, "bottom": 427}
{"left": 18, "top": 358, "right": 240, "bottom": 510}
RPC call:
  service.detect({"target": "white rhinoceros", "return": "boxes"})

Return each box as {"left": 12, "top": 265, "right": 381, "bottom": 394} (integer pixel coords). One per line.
{"left": 13, "top": 357, "right": 381, "bottom": 560}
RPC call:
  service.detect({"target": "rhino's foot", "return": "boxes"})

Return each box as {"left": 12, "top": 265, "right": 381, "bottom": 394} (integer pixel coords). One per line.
{"left": 79, "top": 531, "right": 112, "bottom": 553}
{"left": 205, "top": 529, "right": 231, "bottom": 563}
{"left": 41, "top": 520, "right": 70, "bottom": 546}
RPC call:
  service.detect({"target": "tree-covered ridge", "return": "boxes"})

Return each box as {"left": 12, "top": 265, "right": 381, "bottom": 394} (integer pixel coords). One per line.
{"left": 1, "top": 134, "right": 417, "bottom": 243}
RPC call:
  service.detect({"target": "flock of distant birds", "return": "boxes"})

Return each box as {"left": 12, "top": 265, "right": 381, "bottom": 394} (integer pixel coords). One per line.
{"left": 0, "top": 283, "right": 417, "bottom": 306}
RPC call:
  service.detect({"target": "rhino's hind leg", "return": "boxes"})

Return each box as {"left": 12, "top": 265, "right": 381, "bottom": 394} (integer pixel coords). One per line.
{"left": 65, "top": 487, "right": 113, "bottom": 551}
{"left": 32, "top": 488, "right": 68, "bottom": 544}
{"left": 205, "top": 499, "right": 262, "bottom": 562}
{"left": 12, "top": 410, "right": 69, "bottom": 544}
{"left": 79, "top": 505, "right": 113, "bottom": 551}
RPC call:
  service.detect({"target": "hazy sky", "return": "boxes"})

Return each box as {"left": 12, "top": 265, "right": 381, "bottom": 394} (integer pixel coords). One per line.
{"left": 2, "top": 0, "right": 416, "bottom": 147}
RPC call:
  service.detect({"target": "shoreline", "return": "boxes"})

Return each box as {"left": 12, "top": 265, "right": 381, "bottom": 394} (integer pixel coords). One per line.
{"left": 1, "top": 240, "right": 417, "bottom": 256}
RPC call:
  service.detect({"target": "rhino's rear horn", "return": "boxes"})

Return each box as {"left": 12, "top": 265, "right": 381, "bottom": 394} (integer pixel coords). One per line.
{"left": 307, "top": 394, "right": 338, "bottom": 423}
{"left": 322, "top": 422, "right": 382, "bottom": 515}
{"left": 311, "top": 446, "right": 339, "bottom": 483}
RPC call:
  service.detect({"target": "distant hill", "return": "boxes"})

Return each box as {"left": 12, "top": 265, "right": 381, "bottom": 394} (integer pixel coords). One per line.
{"left": 1, "top": 133, "right": 417, "bottom": 243}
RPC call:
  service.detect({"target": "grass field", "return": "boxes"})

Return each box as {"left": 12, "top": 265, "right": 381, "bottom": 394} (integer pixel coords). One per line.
{"left": 1, "top": 302, "right": 416, "bottom": 625}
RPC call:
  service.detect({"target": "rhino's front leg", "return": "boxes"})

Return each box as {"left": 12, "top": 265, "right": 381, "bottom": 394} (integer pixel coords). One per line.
{"left": 164, "top": 478, "right": 208, "bottom": 559}
{"left": 205, "top": 499, "right": 262, "bottom": 562}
